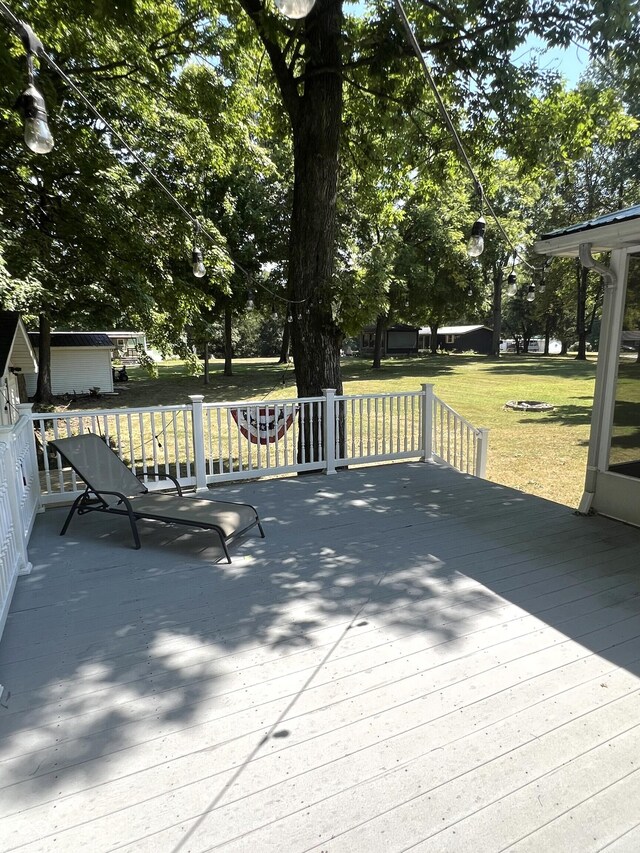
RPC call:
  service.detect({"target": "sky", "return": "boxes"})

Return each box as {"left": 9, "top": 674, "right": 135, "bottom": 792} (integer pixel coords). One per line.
{"left": 512, "top": 35, "right": 589, "bottom": 87}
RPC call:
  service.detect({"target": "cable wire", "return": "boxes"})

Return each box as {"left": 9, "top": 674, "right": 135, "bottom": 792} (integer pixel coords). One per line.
{"left": 393, "top": 0, "right": 544, "bottom": 273}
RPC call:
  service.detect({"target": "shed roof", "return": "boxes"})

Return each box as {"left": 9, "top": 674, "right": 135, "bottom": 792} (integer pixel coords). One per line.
{"left": 28, "top": 332, "right": 114, "bottom": 349}
{"left": 419, "top": 325, "right": 490, "bottom": 336}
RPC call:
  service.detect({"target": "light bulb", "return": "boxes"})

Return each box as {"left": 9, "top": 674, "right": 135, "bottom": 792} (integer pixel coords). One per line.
{"left": 526, "top": 285, "right": 535, "bottom": 302}
{"left": 274, "top": 0, "right": 316, "bottom": 18}
{"left": 467, "top": 287, "right": 473, "bottom": 297}
{"left": 287, "top": 314, "right": 293, "bottom": 323}
{"left": 192, "top": 248, "right": 206, "bottom": 278}
{"left": 506, "top": 273, "right": 517, "bottom": 297}
{"left": 246, "top": 297, "right": 254, "bottom": 311}
{"left": 466, "top": 216, "right": 485, "bottom": 258}
{"left": 19, "top": 84, "right": 54, "bottom": 154}
{"left": 538, "top": 283, "right": 546, "bottom": 294}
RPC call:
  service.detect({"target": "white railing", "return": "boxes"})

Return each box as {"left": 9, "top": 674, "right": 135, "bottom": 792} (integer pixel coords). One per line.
{"left": 32, "top": 403, "right": 196, "bottom": 500}
{"left": 31, "top": 384, "right": 488, "bottom": 503}
{"left": 0, "top": 404, "right": 39, "bottom": 644}
{"left": 433, "top": 394, "right": 489, "bottom": 479}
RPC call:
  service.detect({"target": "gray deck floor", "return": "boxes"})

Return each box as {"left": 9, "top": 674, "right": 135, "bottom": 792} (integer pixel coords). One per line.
{"left": 1, "top": 462, "right": 640, "bottom": 852}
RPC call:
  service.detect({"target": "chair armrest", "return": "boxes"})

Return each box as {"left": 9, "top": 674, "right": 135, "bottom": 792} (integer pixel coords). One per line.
{"left": 137, "top": 471, "right": 183, "bottom": 496}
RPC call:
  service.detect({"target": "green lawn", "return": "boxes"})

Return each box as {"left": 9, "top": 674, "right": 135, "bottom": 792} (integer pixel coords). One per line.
{"left": 72, "top": 353, "right": 598, "bottom": 508}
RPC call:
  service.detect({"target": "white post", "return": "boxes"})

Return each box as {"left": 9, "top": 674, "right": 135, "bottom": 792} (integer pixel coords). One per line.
{"left": 323, "top": 388, "right": 336, "bottom": 475}
{"left": 16, "top": 403, "right": 43, "bottom": 519}
{"left": 475, "top": 428, "right": 489, "bottom": 478}
{"left": 421, "top": 383, "right": 434, "bottom": 462}
{"left": 0, "top": 426, "right": 32, "bottom": 575}
{"left": 189, "top": 395, "right": 208, "bottom": 492}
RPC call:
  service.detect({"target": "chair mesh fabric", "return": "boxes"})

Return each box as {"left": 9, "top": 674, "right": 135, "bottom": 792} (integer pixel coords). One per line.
{"left": 51, "top": 433, "right": 147, "bottom": 501}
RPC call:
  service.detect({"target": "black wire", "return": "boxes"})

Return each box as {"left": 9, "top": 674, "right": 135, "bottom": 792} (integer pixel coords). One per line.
{"left": 393, "top": 0, "right": 545, "bottom": 273}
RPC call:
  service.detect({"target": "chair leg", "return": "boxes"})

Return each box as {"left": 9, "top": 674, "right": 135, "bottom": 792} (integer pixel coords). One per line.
{"left": 126, "top": 510, "right": 142, "bottom": 549}
{"left": 219, "top": 534, "right": 232, "bottom": 564}
{"left": 59, "top": 493, "right": 85, "bottom": 536}
{"left": 258, "top": 521, "right": 265, "bottom": 538}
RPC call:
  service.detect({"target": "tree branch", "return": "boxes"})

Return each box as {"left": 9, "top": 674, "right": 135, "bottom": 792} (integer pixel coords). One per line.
{"left": 237, "top": 0, "right": 301, "bottom": 124}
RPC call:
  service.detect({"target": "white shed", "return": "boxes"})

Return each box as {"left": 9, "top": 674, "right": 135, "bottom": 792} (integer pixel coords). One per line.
{"left": 534, "top": 204, "right": 640, "bottom": 528}
{"left": 0, "top": 312, "right": 38, "bottom": 425}
{"left": 25, "top": 332, "right": 114, "bottom": 397}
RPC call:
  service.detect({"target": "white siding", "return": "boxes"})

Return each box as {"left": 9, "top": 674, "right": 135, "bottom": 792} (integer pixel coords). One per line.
{"left": 10, "top": 327, "right": 38, "bottom": 373}
{"left": 24, "top": 348, "right": 113, "bottom": 396}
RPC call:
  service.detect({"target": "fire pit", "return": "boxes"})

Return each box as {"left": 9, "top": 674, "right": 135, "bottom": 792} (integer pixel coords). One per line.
{"left": 505, "top": 400, "right": 554, "bottom": 412}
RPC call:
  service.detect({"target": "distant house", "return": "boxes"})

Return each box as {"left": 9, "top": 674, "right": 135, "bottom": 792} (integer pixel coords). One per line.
{"left": 101, "top": 331, "right": 147, "bottom": 361}
{"left": 0, "top": 312, "right": 38, "bottom": 425}
{"left": 359, "top": 324, "right": 419, "bottom": 356}
{"left": 26, "top": 332, "right": 114, "bottom": 397}
{"left": 419, "top": 325, "right": 493, "bottom": 354}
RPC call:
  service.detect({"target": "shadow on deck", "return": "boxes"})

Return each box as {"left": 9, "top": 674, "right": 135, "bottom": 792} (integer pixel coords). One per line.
{"left": 1, "top": 462, "right": 640, "bottom": 852}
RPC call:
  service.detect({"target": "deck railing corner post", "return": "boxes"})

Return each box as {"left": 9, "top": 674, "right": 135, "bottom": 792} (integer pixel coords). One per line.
{"left": 476, "top": 428, "right": 489, "bottom": 478}
{"left": 323, "top": 388, "right": 337, "bottom": 475}
{"left": 188, "top": 395, "right": 208, "bottom": 492}
{"left": 16, "top": 402, "right": 42, "bottom": 517}
{"left": 0, "top": 425, "right": 32, "bottom": 576}
{"left": 421, "top": 383, "right": 434, "bottom": 462}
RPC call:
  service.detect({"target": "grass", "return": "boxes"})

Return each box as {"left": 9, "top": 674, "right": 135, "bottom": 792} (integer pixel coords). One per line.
{"left": 62, "top": 353, "right": 600, "bottom": 509}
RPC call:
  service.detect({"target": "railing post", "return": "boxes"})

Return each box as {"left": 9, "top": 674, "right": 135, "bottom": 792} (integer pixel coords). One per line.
{"left": 189, "top": 395, "right": 208, "bottom": 492}
{"left": 475, "top": 428, "right": 489, "bottom": 478}
{"left": 421, "top": 383, "right": 434, "bottom": 462}
{"left": 0, "top": 426, "right": 32, "bottom": 575}
{"left": 16, "top": 403, "right": 42, "bottom": 518}
{"left": 323, "top": 388, "right": 336, "bottom": 475}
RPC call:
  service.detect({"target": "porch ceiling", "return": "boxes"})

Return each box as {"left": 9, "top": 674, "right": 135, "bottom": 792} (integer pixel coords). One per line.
{"left": 2, "top": 463, "right": 640, "bottom": 852}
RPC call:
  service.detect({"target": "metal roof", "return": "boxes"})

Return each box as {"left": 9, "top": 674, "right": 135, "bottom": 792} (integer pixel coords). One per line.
{"left": 28, "top": 332, "right": 114, "bottom": 348}
{"left": 540, "top": 204, "right": 640, "bottom": 241}
{"left": 419, "top": 325, "right": 490, "bottom": 336}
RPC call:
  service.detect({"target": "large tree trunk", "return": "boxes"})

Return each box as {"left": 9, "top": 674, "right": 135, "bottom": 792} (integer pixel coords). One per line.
{"left": 490, "top": 268, "right": 503, "bottom": 356}
{"left": 372, "top": 315, "right": 386, "bottom": 369}
{"left": 575, "top": 261, "right": 589, "bottom": 360}
{"left": 242, "top": 0, "right": 343, "bottom": 463}
{"left": 34, "top": 314, "right": 54, "bottom": 406}
{"left": 287, "top": 1, "right": 343, "bottom": 401}
{"left": 223, "top": 303, "right": 233, "bottom": 377}
{"left": 428, "top": 319, "right": 440, "bottom": 355}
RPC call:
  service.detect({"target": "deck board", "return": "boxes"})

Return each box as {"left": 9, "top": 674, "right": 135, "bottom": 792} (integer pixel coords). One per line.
{"left": 1, "top": 462, "right": 640, "bottom": 852}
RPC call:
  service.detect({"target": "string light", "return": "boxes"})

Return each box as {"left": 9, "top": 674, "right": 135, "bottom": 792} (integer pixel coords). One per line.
{"left": 274, "top": 0, "right": 316, "bottom": 18}
{"left": 506, "top": 272, "right": 517, "bottom": 297}
{"left": 466, "top": 216, "right": 486, "bottom": 258}
{"left": 526, "top": 283, "right": 536, "bottom": 302}
{"left": 9, "top": 18, "right": 54, "bottom": 154}
{"left": 191, "top": 247, "right": 206, "bottom": 278}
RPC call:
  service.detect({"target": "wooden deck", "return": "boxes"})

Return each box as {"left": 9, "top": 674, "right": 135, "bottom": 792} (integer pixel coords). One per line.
{"left": 1, "top": 462, "right": 640, "bottom": 852}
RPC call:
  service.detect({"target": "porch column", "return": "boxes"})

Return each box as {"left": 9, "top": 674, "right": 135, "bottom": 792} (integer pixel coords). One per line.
{"left": 578, "top": 248, "right": 629, "bottom": 513}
